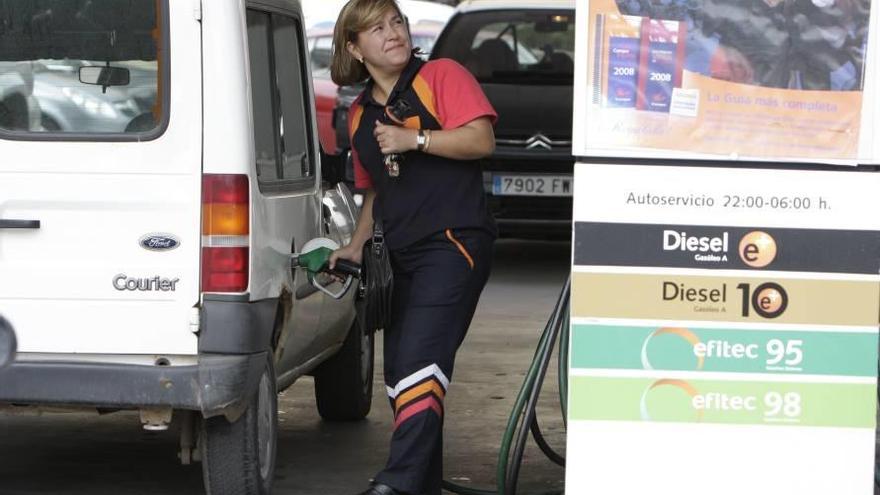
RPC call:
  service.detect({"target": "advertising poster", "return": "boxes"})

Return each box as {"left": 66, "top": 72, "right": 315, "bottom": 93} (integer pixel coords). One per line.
{"left": 566, "top": 163, "right": 880, "bottom": 494}
{"left": 576, "top": 0, "right": 877, "bottom": 162}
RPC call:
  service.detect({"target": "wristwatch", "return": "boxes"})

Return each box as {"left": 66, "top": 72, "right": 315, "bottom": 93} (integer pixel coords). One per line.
{"left": 416, "top": 129, "right": 427, "bottom": 151}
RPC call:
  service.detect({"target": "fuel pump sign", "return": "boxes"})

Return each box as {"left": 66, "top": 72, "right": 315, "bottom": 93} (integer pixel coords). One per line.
{"left": 566, "top": 164, "right": 880, "bottom": 494}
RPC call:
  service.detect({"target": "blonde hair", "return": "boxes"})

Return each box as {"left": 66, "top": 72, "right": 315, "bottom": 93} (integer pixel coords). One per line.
{"left": 331, "top": 0, "right": 407, "bottom": 86}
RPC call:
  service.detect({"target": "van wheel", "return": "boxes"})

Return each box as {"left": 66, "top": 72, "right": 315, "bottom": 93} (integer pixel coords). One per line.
{"left": 314, "top": 317, "right": 374, "bottom": 421}
{"left": 200, "top": 357, "right": 277, "bottom": 495}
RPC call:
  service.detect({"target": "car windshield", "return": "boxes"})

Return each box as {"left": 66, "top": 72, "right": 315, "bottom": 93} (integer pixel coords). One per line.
{"left": 0, "top": 1, "right": 165, "bottom": 136}
{"left": 413, "top": 34, "right": 438, "bottom": 57}
{"left": 432, "top": 10, "right": 575, "bottom": 84}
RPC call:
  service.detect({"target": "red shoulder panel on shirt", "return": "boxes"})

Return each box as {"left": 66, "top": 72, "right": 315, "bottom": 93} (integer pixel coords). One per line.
{"left": 415, "top": 58, "right": 498, "bottom": 130}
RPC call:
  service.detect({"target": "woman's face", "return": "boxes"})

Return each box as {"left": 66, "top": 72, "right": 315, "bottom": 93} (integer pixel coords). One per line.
{"left": 349, "top": 8, "right": 411, "bottom": 73}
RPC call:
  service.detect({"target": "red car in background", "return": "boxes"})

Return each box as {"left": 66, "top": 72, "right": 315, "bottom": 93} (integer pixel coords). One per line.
{"left": 307, "top": 28, "right": 339, "bottom": 153}
{"left": 308, "top": 24, "right": 443, "bottom": 155}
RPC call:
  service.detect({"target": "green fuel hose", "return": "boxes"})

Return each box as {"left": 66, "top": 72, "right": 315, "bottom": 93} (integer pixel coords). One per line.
{"left": 442, "top": 278, "right": 570, "bottom": 495}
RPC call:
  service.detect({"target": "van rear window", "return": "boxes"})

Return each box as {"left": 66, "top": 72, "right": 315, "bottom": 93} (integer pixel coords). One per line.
{"left": 0, "top": 0, "right": 167, "bottom": 139}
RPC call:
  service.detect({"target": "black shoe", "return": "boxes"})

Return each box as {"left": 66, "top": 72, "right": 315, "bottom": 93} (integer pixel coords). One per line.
{"left": 356, "top": 482, "right": 402, "bottom": 495}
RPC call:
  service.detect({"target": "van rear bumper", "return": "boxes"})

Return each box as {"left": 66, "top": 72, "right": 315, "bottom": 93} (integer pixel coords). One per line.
{"left": 0, "top": 352, "right": 266, "bottom": 418}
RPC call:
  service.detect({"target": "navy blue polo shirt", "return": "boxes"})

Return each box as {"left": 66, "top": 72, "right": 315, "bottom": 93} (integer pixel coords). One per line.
{"left": 348, "top": 56, "right": 498, "bottom": 250}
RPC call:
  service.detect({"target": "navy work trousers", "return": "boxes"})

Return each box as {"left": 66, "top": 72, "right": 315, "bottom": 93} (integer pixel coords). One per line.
{"left": 374, "top": 228, "right": 494, "bottom": 495}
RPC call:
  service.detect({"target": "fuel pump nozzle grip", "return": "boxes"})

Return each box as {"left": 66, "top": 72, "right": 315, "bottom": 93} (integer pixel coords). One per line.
{"left": 329, "top": 258, "right": 362, "bottom": 279}
{"left": 291, "top": 238, "right": 360, "bottom": 300}
{"left": 290, "top": 246, "right": 362, "bottom": 279}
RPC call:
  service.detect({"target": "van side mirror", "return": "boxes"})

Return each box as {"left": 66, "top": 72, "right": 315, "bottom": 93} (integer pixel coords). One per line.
{"left": 0, "top": 316, "right": 17, "bottom": 369}
{"left": 79, "top": 66, "right": 131, "bottom": 91}
{"left": 321, "top": 146, "right": 345, "bottom": 186}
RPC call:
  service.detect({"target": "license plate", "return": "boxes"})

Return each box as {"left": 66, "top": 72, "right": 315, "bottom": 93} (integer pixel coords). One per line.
{"left": 492, "top": 175, "right": 572, "bottom": 197}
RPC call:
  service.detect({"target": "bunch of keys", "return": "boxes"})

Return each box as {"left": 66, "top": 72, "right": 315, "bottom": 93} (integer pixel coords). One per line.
{"left": 382, "top": 99, "right": 412, "bottom": 178}
{"left": 384, "top": 154, "right": 401, "bottom": 177}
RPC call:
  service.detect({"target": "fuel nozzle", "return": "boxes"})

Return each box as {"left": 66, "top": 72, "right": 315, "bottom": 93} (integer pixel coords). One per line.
{"left": 291, "top": 246, "right": 336, "bottom": 275}
{"left": 291, "top": 238, "right": 362, "bottom": 279}
{"left": 291, "top": 238, "right": 361, "bottom": 300}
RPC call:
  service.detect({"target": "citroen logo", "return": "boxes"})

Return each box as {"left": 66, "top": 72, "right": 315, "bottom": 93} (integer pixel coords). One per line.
{"left": 525, "top": 133, "right": 553, "bottom": 150}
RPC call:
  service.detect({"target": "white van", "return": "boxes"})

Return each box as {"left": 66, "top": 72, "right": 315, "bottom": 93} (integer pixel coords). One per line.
{"left": 0, "top": 1, "right": 371, "bottom": 493}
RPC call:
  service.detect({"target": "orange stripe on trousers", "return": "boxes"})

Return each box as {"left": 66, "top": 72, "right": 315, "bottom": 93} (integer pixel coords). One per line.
{"left": 395, "top": 380, "right": 446, "bottom": 413}
{"left": 445, "top": 229, "right": 475, "bottom": 269}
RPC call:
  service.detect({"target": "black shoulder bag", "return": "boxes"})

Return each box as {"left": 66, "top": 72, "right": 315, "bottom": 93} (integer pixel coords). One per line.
{"left": 357, "top": 220, "right": 393, "bottom": 333}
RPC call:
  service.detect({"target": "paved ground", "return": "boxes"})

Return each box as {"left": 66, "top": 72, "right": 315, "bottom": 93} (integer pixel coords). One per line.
{"left": 0, "top": 239, "right": 571, "bottom": 495}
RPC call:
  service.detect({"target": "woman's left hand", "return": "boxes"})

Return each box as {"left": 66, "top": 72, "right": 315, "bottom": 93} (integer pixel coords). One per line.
{"left": 374, "top": 121, "right": 416, "bottom": 155}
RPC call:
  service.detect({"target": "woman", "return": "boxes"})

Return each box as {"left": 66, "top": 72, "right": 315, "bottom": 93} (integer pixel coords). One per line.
{"left": 328, "top": 1, "right": 498, "bottom": 494}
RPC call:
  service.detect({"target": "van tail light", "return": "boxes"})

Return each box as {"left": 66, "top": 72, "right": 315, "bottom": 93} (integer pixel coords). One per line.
{"left": 201, "top": 174, "right": 250, "bottom": 293}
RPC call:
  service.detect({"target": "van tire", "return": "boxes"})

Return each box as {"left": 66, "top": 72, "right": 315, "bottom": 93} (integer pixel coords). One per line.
{"left": 314, "top": 317, "right": 374, "bottom": 421}
{"left": 200, "top": 357, "right": 277, "bottom": 495}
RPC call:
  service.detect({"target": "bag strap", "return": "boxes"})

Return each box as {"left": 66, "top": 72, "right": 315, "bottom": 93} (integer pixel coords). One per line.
{"left": 393, "top": 54, "right": 425, "bottom": 97}
{"left": 356, "top": 54, "right": 425, "bottom": 109}
{"left": 371, "top": 219, "right": 385, "bottom": 255}
{"left": 363, "top": 55, "right": 426, "bottom": 232}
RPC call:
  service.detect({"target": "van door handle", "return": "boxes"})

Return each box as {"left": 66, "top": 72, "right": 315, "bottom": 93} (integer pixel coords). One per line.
{"left": 0, "top": 219, "right": 41, "bottom": 229}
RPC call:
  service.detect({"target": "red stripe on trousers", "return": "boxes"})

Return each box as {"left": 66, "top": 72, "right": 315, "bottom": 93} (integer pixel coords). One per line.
{"left": 393, "top": 395, "right": 443, "bottom": 430}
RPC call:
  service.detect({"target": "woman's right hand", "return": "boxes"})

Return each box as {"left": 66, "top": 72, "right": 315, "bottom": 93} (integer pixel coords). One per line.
{"left": 329, "top": 242, "right": 363, "bottom": 270}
